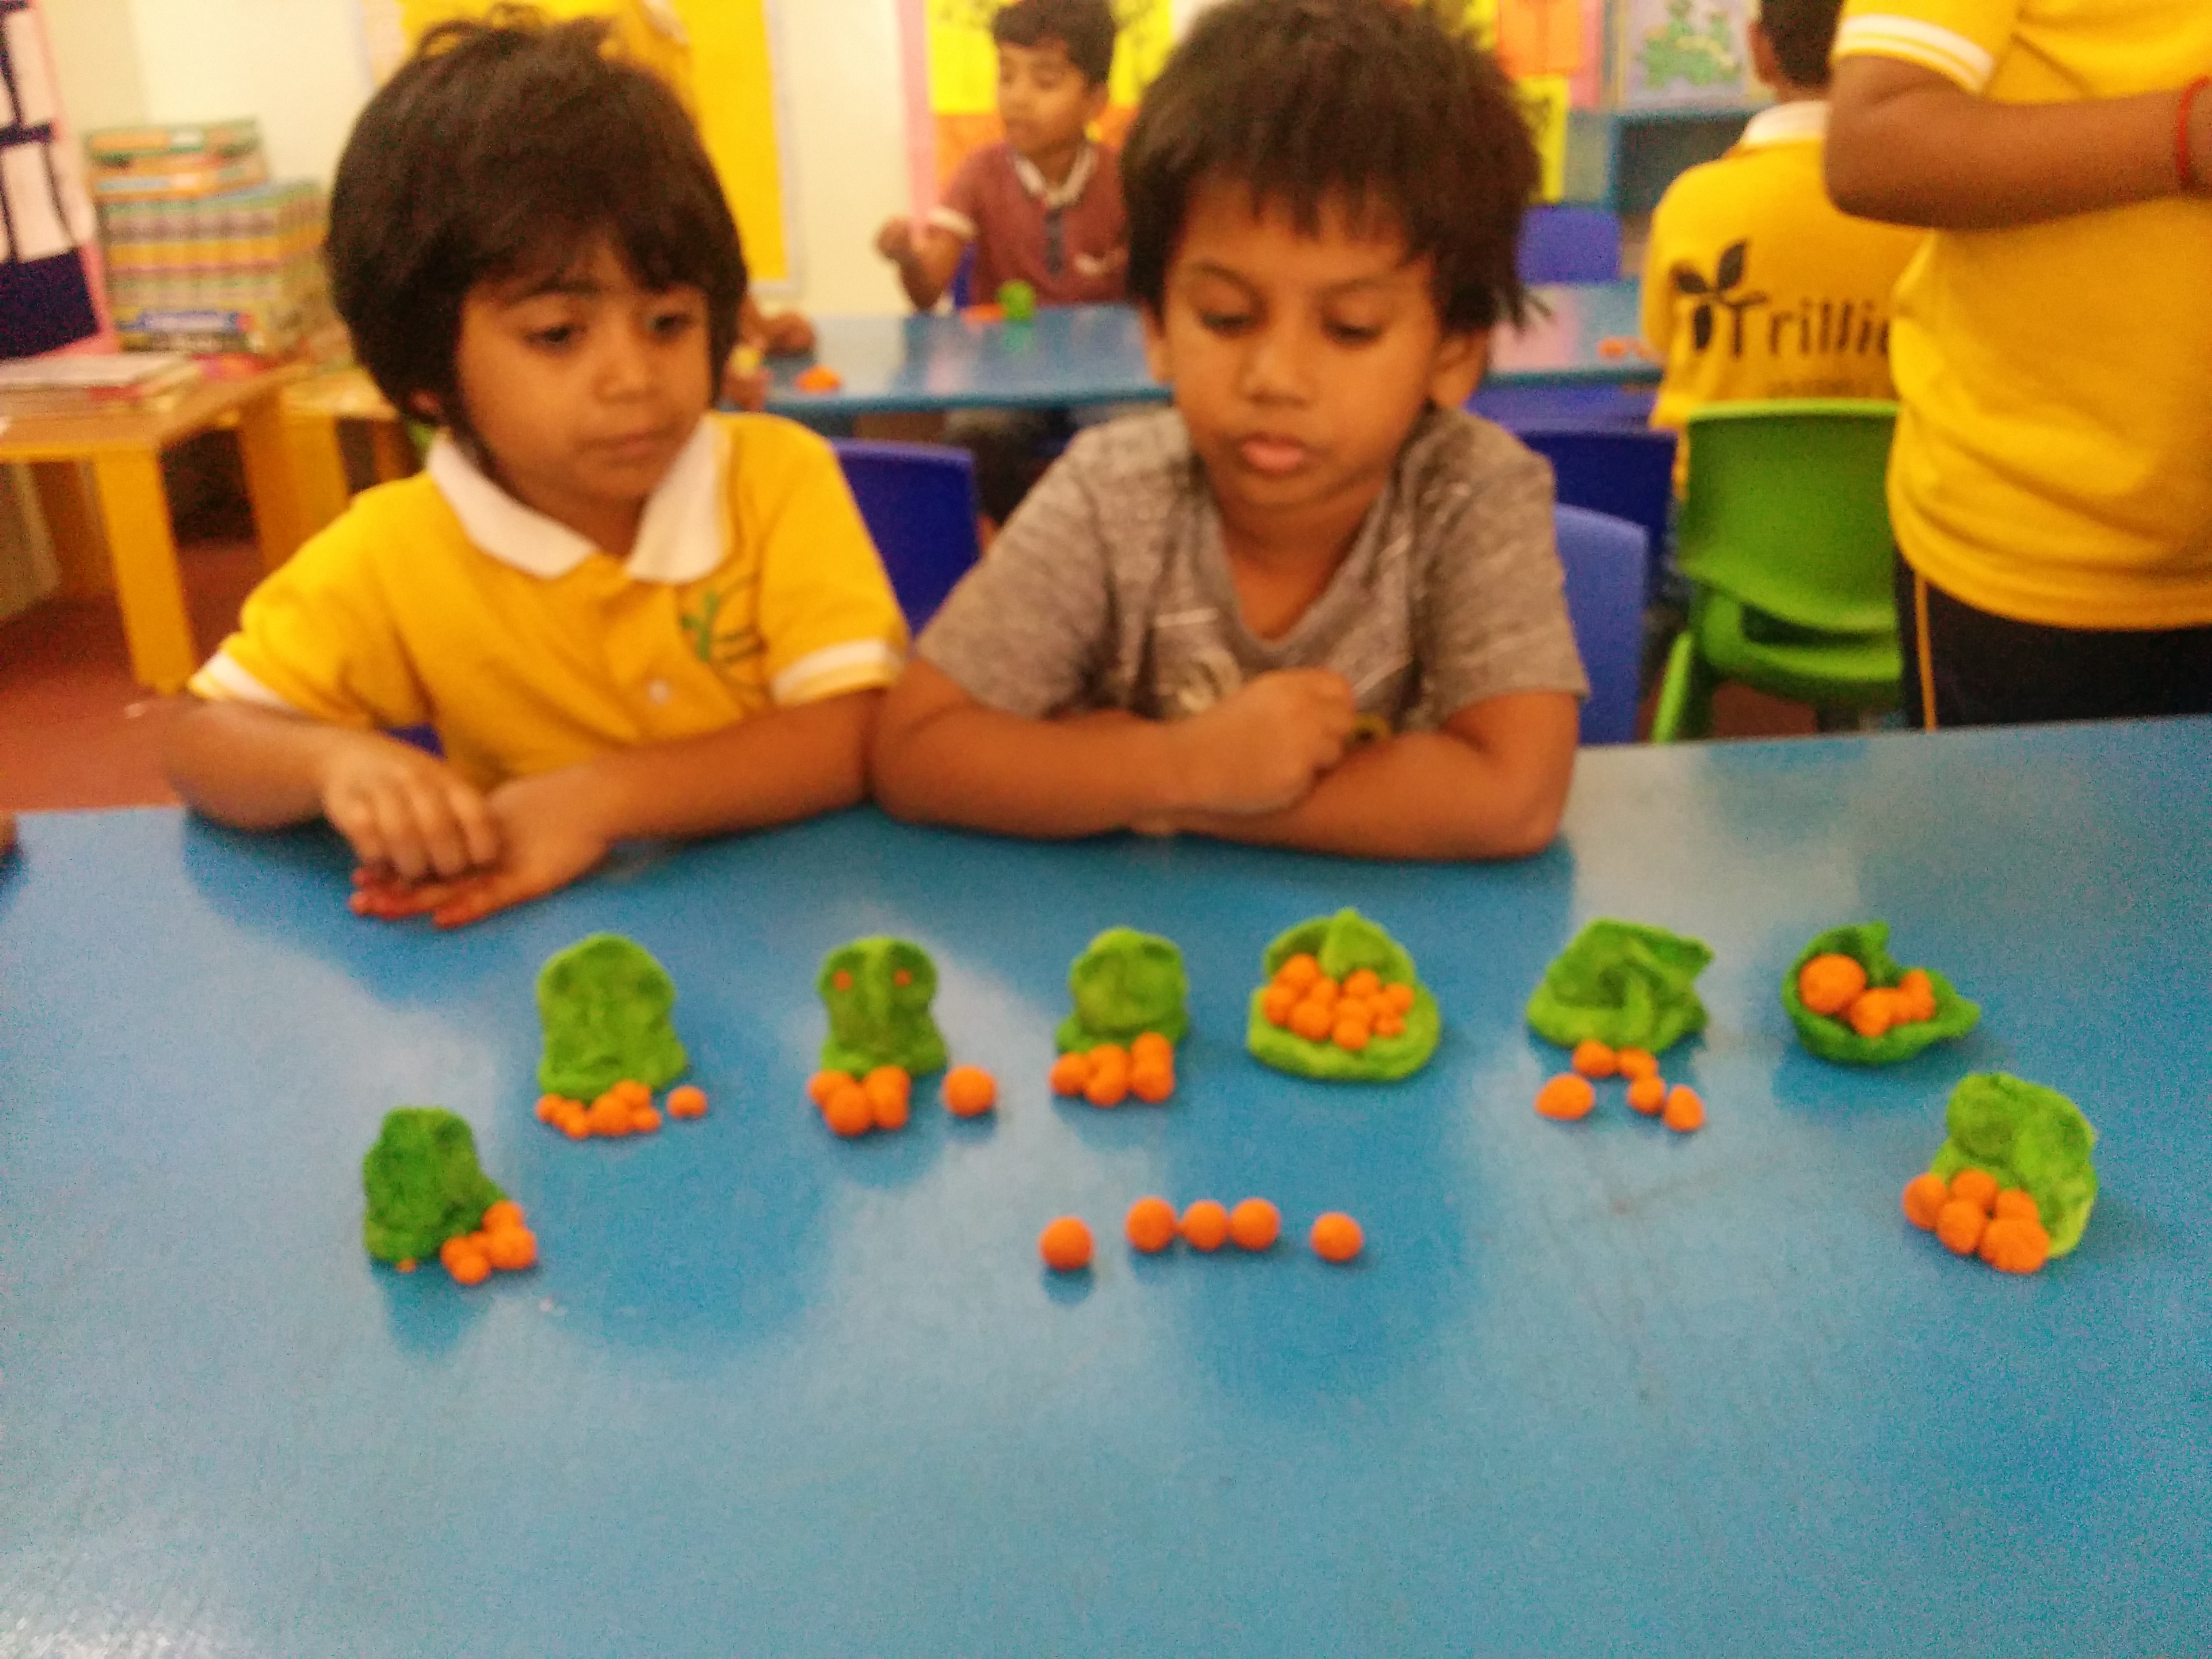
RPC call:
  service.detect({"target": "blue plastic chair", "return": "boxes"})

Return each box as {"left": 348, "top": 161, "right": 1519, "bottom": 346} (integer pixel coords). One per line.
{"left": 1469, "top": 384, "right": 1656, "bottom": 432}
{"left": 1518, "top": 425, "right": 1678, "bottom": 601}
{"left": 832, "top": 440, "right": 983, "bottom": 630}
{"left": 1553, "top": 503, "right": 1647, "bottom": 745}
{"left": 1517, "top": 205, "right": 1623, "bottom": 284}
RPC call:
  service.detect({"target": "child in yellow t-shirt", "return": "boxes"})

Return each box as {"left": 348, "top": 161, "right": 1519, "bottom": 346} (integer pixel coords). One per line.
{"left": 1642, "top": 0, "right": 1923, "bottom": 489}
{"left": 163, "top": 15, "right": 905, "bottom": 927}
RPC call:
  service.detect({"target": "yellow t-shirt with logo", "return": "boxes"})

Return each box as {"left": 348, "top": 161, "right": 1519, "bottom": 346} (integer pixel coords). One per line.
{"left": 1642, "top": 102, "right": 1926, "bottom": 489}
{"left": 189, "top": 413, "right": 905, "bottom": 790}
{"left": 1835, "top": 0, "right": 2212, "bottom": 629}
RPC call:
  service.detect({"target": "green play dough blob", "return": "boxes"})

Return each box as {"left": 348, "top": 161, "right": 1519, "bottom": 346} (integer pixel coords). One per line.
{"left": 362, "top": 1107, "right": 506, "bottom": 1265}
{"left": 820, "top": 937, "right": 948, "bottom": 1076}
{"left": 536, "top": 934, "right": 689, "bottom": 1099}
{"left": 1526, "top": 919, "right": 1712, "bottom": 1054}
{"left": 998, "top": 279, "right": 1036, "bottom": 321}
{"left": 1781, "top": 920, "right": 1980, "bottom": 1065}
{"left": 1246, "top": 909, "right": 1440, "bottom": 1082}
{"left": 1929, "top": 1073, "right": 2097, "bottom": 1256}
{"left": 1056, "top": 928, "right": 1189, "bottom": 1052}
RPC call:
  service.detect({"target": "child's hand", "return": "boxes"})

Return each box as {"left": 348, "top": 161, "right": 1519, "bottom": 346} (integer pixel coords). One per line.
{"left": 350, "top": 769, "right": 613, "bottom": 929}
{"left": 1166, "top": 669, "right": 1358, "bottom": 817}
{"left": 875, "top": 216, "right": 918, "bottom": 265}
{"left": 317, "top": 731, "right": 501, "bottom": 882}
{"left": 755, "top": 310, "right": 815, "bottom": 356}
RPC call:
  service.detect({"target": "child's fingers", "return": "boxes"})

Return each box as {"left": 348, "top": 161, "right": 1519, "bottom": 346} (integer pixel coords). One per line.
{"left": 443, "top": 781, "right": 504, "bottom": 871}
{"left": 431, "top": 867, "right": 550, "bottom": 929}
{"left": 325, "top": 787, "right": 392, "bottom": 872}
{"left": 400, "top": 783, "right": 484, "bottom": 881}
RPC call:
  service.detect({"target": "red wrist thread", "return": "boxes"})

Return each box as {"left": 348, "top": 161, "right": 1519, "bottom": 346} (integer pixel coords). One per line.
{"left": 2180, "top": 76, "right": 2211, "bottom": 191}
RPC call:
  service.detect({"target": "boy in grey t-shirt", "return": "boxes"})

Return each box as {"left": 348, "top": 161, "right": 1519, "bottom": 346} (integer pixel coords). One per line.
{"left": 874, "top": 0, "right": 1588, "bottom": 861}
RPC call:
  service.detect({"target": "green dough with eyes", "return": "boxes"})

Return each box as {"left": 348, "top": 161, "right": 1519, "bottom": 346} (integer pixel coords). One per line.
{"left": 1525, "top": 920, "right": 1712, "bottom": 1054}
{"left": 1782, "top": 920, "right": 1980, "bottom": 1065}
{"left": 1057, "top": 928, "right": 1189, "bottom": 1052}
{"left": 1247, "top": 909, "right": 1440, "bottom": 1082}
{"left": 536, "top": 934, "right": 689, "bottom": 1099}
{"left": 1929, "top": 1073, "right": 2097, "bottom": 1256}
{"left": 362, "top": 1108, "right": 506, "bottom": 1265}
{"left": 820, "top": 937, "right": 948, "bottom": 1076}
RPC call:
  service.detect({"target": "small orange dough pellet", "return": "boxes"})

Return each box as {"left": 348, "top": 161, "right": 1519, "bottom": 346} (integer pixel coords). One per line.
{"left": 1124, "top": 1195, "right": 1179, "bottom": 1253}
{"left": 1901, "top": 1172, "right": 1952, "bottom": 1231}
{"left": 1374, "top": 1012, "right": 1406, "bottom": 1039}
{"left": 943, "top": 1065, "right": 998, "bottom": 1117}
{"left": 1625, "top": 1074, "right": 1666, "bottom": 1115}
{"left": 864, "top": 1067, "right": 911, "bottom": 1130}
{"left": 1847, "top": 989, "right": 1900, "bottom": 1040}
{"left": 1228, "top": 1197, "right": 1282, "bottom": 1251}
{"left": 806, "top": 1071, "right": 846, "bottom": 1107}
{"left": 1616, "top": 1048, "right": 1659, "bottom": 1082}
{"left": 1797, "top": 953, "right": 1868, "bottom": 1017}
{"left": 1261, "top": 985, "right": 1298, "bottom": 1027}
{"left": 823, "top": 1081, "right": 874, "bottom": 1138}
{"left": 1534, "top": 1073, "right": 1597, "bottom": 1121}
{"left": 614, "top": 1079, "right": 651, "bottom": 1107}
{"left": 587, "top": 1095, "right": 632, "bottom": 1138}
{"left": 1276, "top": 953, "right": 1322, "bottom": 991}
{"left": 1310, "top": 1212, "right": 1364, "bottom": 1263}
{"left": 534, "top": 1094, "right": 565, "bottom": 1124}
{"left": 1084, "top": 1050, "right": 1130, "bottom": 1108}
{"left": 1130, "top": 1032, "right": 1173, "bottom": 1068}
{"left": 1181, "top": 1199, "right": 1231, "bottom": 1252}
{"left": 870, "top": 1089, "right": 910, "bottom": 1132}
{"left": 1661, "top": 1085, "right": 1705, "bottom": 1133}
{"left": 1307, "top": 976, "right": 1340, "bottom": 1008}
{"left": 795, "top": 364, "right": 844, "bottom": 393}
{"left": 559, "top": 1105, "right": 592, "bottom": 1141}
{"left": 1048, "top": 1051, "right": 1092, "bottom": 1096}
{"left": 1992, "top": 1187, "right": 2041, "bottom": 1225}
{"left": 485, "top": 1227, "right": 538, "bottom": 1271}
{"left": 1038, "top": 1215, "right": 1094, "bottom": 1272}
{"left": 1290, "top": 1000, "right": 1335, "bottom": 1043}
{"left": 1380, "top": 982, "right": 1416, "bottom": 1015}
{"left": 1978, "top": 1216, "right": 2051, "bottom": 1275}
{"left": 1332, "top": 1015, "right": 1372, "bottom": 1053}
{"left": 396, "top": 1258, "right": 417, "bottom": 1274}
{"left": 1342, "top": 968, "right": 1383, "bottom": 1001}
{"left": 1571, "top": 1040, "right": 1618, "bottom": 1079}
{"left": 1897, "top": 968, "right": 1938, "bottom": 1023}
{"left": 630, "top": 1106, "right": 663, "bottom": 1134}
{"left": 831, "top": 968, "right": 854, "bottom": 991}
{"left": 440, "top": 1235, "right": 491, "bottom": 1284}
{"left": 667, "top": 1084, "right": 708, "bottom": 1120}
{"left": 1948, "top": 1167, "right": 2000, "bottom": 1214}
{"left": 482, "top": 1200, "right": 525, "bottom": 1233}
{"left": 1130, "top": 1061, "right": 1174, "bottom": 1105}
{"left": 1935, "top": 1199, "right": 1988, "bottom": 1256}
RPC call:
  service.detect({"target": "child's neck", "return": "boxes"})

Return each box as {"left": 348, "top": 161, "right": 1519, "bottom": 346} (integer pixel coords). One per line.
{"left": 483, "top": 451, "right": 649, "bottom": 558}
{"left": 1216, "top": 485, "right": 1381, "bottom": 642}
{"left": 1020, "top": 134, "right": 1087, "bottom": 191}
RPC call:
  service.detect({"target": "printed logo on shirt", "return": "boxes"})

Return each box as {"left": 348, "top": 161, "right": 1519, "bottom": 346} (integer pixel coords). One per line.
{"left": 1671, "top": 239, "right": 1893, "bottom": 363}
{"left": 680, "top": 586, "right": 761, "bottom": 672}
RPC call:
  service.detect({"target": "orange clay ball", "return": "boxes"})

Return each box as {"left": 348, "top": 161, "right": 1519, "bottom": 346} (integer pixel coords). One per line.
{"left": 485, "top": 1227, "right": 538, "bottom": 1271}
{"left": 559, "top": 1105, "right": 592, "bottom": 1141}
{"left": 1626, "top": 1074, "right": 1666, "bottom": 1115}
{"left": 1124, "top": 1195, "right": 1179, "bottom": 1253}
{"left": 1662, "top": 1085, "right": 1705, "bottom": 1133}
{"left": 614, "top": 1079, "right": 651, "bottom": 1107}
{"left": 1534, "top": 1073, "right": 1597, "bottom": 1121}
{"left": 534, "top": 1094, "right": 565, "bottom": 1124}
{"left": 1131, "top": 1032, "right": 1173, "bottom": 1068}
{"left": 1936, "top": 1199, "right": 1988, "bottom": 1256}
{"left": 1276, "top": 953, "right": 1322, "bottom": 991}
{"left": 1130, "top": 1061, "right": 1174, "bottom": 1104}
{"left": 1342, "top": 968, "right": 1382, "bottom": 1000}
{"left": 1571, "top": 1040, "right": 1618, "bottom": 1079}
{"left": 943, "top": 1065, "right": 998, "bottom": 1117}
{"left": 1993, "top": 1187, "right": 2041, "bottom": 1225}
{"left": 1380, "top": 982, "right": 1416, "bottom": 1015}
{"left": 1181, "top": 1200, "right": 1231, "bottom": 1252}
{"left": 871, "top": 1088, "right": 910, "bottom": 1132}
{"left": 1948, "top": 1167, "right": 2000, "bottom": 1214}
{"left": 1902, "top": 1172, "right": 1952, "bottom": 1231}
{"left": 1048, "top": 1051, "right": 1092, "bottom": 1096}
{"left": 1261, "top": 985, "right": 1298, "bottom": 1027}
{"left": 1374, "top": 1012, "right": 1406, "bottom": 1039}
{"left": 1797, "top": 953, "right": 1868, "bottom": 1017}
{"left": 1897, "top": 968, "right": 1938, "bottom": 1023}
{"left": 1310, "top": 1212, "right": 1364, "bottom": 1263}
{"left": 806, "top": 1071, "right": 846, "bottom": 1107}
{"left": 396, "top": 1258, "right": 417, "bottom": 1273}
{"left": 1228, "top": 1197, "right": 1282, "bottom": 1251}
{"left": 630, "top": 1106, "right": 663, "bottom": 1134}
{"left": 1332, "top": 1015, "right": 1372, "bottom": 1053}
{"left": 1847, "top": 990, "right": 1900, "bottom": 1040}
{"left": 1084, "top": 1055, "right": 1130, "bottom": 1108}
{"left": 440, "top": 1235, "right": 491, "bottom": 1284}
{"left": 482, "top": 1200, "right": 525, "bottom": 1232}
{"left": 823, "top": 1082, "right": 874, "bottom": 1138}
{"left": 863, "top": 1066, "right": 911, "bottom": 1107}
{"left": 1978, "top": 1216, "right": 2051, "bottom": 1275}
{"left": 1038, "top": 1216, "right": 1094, "bottom": 1272}
{"left": 1290, "top": 1000, "right": 1335, "bottom": 1042}
{"left": 586, "top": 1094, "right": 632, "bottom": 1138}
{"left": 1616, "top": 1047, "right": 1659, "bottom": 1082}
{"left": 666, "top": 1084, "right": 708, "bottom": 1120}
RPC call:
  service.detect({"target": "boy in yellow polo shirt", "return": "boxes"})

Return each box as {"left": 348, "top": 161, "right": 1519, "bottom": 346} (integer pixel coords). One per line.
{"left": 1643, "top": 0, "right": 1923, "bottom": 489}
{"left": 1827, "top": 0, "right": 2212, "bottom": 726}
{"left": 163, "top": 15, "right": 905, "bottom": 926}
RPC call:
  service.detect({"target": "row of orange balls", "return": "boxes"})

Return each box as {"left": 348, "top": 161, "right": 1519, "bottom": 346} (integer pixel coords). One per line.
{"left": 1799, "top": 954, "right": 1941, "bottom": 1040}
{"left": 534, "top": 1078, "right": 710, "bottom": 1139}
{"left": 1536, "top": 1040, "right": 1706, "bottom": 1132}
{"left": 808, "top": 1063, "right": 1000, "bottom": 1136}
{"left": 1049, "top": 1033, "right": 1176, "bottom": 1107}
{"left": 395, "top": 1198, "right": 539, "bottom": 1284}
{"left": 1038, "top": 1199, "right": 1365, "bottom": 1271}
{"left": 1257, "top": 955, "right": 1417, "bottom": 1053}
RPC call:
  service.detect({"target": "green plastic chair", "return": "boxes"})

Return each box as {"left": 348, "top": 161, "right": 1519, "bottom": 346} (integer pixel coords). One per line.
{"left": 1650, "top": 399, "right": 1902, "bottom": 741}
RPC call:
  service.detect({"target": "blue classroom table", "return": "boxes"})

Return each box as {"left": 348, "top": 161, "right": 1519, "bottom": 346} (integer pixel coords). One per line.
{"left": 3, "top": 720, "right": 2210, "bottom": 1656}
{"left": 765, "top": 284, "right": 1652, "bottom": 420}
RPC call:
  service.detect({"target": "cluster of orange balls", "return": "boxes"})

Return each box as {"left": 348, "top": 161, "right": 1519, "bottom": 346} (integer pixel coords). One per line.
{"left": 535, "top": 1079, "right": 709, "bottom": 1139}
{"left": 809, "top": 1063, "right": 998, "bottom": 1137}
{"left": 1036, "top": 1199, "right": 1364, "bottom": 1271}
{"left": 1536, "top": 1040, "right": 1704, "bottom": 1132}
{"left": 1257, "top": 955, "right": 1416, "bottom": 1053}
{"left": 1050, "top": 1032, "right": 1176, "bottom": 1106}
{"left": 396, "top": 1199, "right": 538, "bottom": 1285}
{"left": 1902, "top": 1166, "right": 2051, "bottom": 1274}
{"left": 1799, "top": 954, "right": 1940, "bottom": 1040}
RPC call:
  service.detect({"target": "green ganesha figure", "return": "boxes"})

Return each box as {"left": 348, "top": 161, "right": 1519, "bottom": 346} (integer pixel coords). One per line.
{"left": 1057, "top": 928, "right": 1189, "bottom": 1053}
{"left": 819, "top": 937, "right": 949, "bottom": 1076}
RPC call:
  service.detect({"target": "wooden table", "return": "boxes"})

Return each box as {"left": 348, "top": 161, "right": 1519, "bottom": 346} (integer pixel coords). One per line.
{"left": 1, "top": 367, "right": 312, "bottom": 693}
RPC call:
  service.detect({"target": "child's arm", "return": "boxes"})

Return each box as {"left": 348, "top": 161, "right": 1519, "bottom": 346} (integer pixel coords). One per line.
{"left": 873, "top": 659, "right": 1357, "bottom": 838}
{"left": 875, "top": 218, "right": 967, "bottom": 312}
{"left": 1828, "top": 57, "right": 2211, "bottom": 228}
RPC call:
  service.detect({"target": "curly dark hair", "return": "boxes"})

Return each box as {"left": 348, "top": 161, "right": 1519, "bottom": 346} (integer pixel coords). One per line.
{"left": 326, "top": 8, "right": 744, "bottom": 439}
{"left": 991, "top": 0, "right": 1120, "bottom": 86}
{"left": 1124, "top": 0, "right": 1535, "bottom": 335}
{"left": 1758, "top": 0, "right": 1847, "bottom": 87}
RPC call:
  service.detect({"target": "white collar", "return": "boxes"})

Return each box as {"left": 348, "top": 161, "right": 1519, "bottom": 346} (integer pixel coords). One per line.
{"left": 426, "top": 417, "right": 727, "bottom": 584}
{"left": 1738, "top": 100, "right": 1828, "bottom": 149}
{"left": 1010, "top": 140, "right": 1097, "bottom": 211}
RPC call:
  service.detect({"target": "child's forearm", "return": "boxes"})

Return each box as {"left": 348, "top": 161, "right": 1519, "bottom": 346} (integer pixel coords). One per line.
{"left": 874, "top": 700, "right": 1185, "bottom": 838}
{"left": 161, "top": 698, "right": 363, "bottom": 828}
{"left": 1827, "top": 58, "right": 2205, "bottom": 229}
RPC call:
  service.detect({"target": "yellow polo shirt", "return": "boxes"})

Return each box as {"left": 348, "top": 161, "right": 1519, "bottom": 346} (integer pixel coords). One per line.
{"left": 1643, "top": 101, "right": 1925, "bottom": 489}
{"left": 190, "top": 413, "right": 905, "bottom": 789}
{"left": 1835, "top": 0, "right": 2212, "bottom": 628}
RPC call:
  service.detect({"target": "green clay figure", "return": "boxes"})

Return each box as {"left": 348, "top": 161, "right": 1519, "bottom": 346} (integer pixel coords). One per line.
{"left": 362, "top": 1107, "right": 506, "bottom": 1265}
{"left": 820, "top": 937, "right": 948, "bottom": 1076}
{"left": 1248, "top": 908, "right": 1441, "bottom": 1082}
{"left": 536, "top": 934, "right": 689, "bottom": 1100}
{"left": 1928, "top": 1073, "right": 2097, "bottom": 1256}
{"left": 1526, "top": 919, "right": 1712, "bottom": 1054}
{"left": 998, "top": 279, "right": 1036, "bottom": 322}
{"left": 1782, "top": 920, "right": 1980, "bottom": 1065}
{"left": 1057, "top": 928, "right": 1189, "bottom": 1052}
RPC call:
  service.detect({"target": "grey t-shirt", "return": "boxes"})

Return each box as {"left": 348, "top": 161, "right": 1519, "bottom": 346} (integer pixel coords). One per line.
{"left": 917, "top": 406, "right": 1588, "bottom": 732}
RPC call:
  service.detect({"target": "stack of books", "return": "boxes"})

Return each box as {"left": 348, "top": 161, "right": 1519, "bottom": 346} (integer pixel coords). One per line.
{"left": 0, "top": 353, "right": 203, "bottom": 419}
{"left": 87, "top": 121, "right": 268, "bottom": 204}
{"left": 96, "top": 178, "right": 331, "bottom": 357}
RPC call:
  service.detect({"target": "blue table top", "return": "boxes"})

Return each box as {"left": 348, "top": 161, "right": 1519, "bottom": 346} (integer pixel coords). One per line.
{"left": 3, "top": 720, "right": 2210, "bottom": 1656}
{"left": 765, "top": 285, "right": 1653, "bottom": 418}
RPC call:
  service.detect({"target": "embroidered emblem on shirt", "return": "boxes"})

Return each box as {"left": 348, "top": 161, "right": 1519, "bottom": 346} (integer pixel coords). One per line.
{"left": 680, "top": 588, "right": 762, "bottom": 670}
